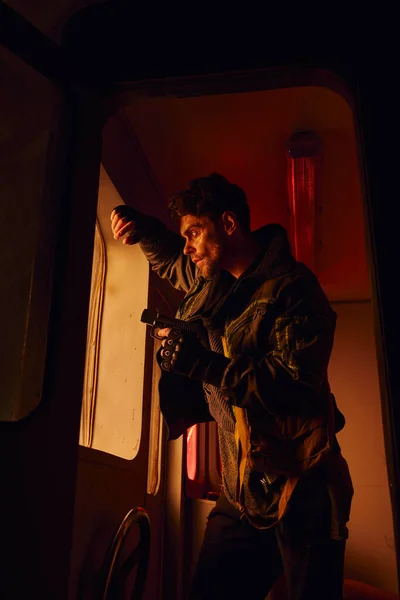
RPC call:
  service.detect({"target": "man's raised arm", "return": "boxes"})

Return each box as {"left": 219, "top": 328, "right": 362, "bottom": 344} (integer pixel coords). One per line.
{"left": 111, "top": 205, "right": 196, "bottom": 293}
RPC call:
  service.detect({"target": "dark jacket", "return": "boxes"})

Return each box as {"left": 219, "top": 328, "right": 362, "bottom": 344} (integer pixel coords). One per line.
{"left": 138, "top": 216, "right": 353, "bottom": 536}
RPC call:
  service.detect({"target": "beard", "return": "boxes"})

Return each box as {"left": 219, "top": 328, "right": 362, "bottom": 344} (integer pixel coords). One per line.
{"left": 197, "top": 241, "right": 223, "bottom": 279}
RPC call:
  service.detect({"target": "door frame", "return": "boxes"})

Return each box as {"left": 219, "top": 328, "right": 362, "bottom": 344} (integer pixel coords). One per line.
{"left": 1, "top": 3, "right": 399, "bottom": 593}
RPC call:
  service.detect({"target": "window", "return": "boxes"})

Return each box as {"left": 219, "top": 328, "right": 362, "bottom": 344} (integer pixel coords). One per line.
{"left": 0, "top": 46, "right": 61, "bottom": 421}
{"left": 79, "top": 166, "right": 149, "bottom": 460}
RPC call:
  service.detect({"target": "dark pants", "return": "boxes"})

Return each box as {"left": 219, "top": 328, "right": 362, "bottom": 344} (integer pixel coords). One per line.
{"left": 188, "top": 486, "right": 346, "bottom": 600}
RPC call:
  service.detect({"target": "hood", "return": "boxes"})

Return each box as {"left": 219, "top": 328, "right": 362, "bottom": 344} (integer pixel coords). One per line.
{"left": 202, "top": 223, "right": 295, "bottom": 330}
{"left": 248, "top": 223, "right": 295, "bottom": 281}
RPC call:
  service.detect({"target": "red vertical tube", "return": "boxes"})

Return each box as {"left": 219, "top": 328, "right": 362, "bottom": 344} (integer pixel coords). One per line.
{"left": 286, "top": 133, "right": 322, "bottom": 270}
{"left": 186, "top": 424, "right": 198, "bottom": 481}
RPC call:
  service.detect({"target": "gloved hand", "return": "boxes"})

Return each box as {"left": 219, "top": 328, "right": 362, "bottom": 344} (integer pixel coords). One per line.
{"left": 158, "top": 329, "right": 229, "bottom": 387}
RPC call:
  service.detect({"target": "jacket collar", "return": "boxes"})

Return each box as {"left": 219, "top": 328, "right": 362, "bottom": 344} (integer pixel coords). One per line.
{"left": 246, "top": 223, "right": 295, "bottom": 282}
{"left": 200, "top": 223, "right": 294, "bottom": 287}
{"left": 201, "top": 224, "right": 295, "bottom": 328}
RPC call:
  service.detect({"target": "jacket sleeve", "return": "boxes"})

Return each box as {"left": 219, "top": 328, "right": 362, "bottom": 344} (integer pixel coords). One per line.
{"left": 218, "top": 276, "right": 337, "bottom": 415}
{"left": 137, "top": 215, "right": 196, "bottom": 293}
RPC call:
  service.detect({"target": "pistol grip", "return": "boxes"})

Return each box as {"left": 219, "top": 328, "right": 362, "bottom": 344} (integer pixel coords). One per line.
{"left": 151, "top": 325, "right": 164, "bottom": 340}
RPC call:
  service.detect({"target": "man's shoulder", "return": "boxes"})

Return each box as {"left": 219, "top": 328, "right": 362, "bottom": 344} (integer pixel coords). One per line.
{"left": 275, "top": 261, "right": 322, "bottom": 291}
{"left": 256, "top": 260, "right": 315, "bottom": 293}
{"left": 258, "top": 261, "right": 332, "bottom": 314}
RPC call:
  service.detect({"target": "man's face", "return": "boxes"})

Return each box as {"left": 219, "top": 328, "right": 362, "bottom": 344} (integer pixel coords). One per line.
{"left": 180, "top": 214, "right": 224, "bottom": 279}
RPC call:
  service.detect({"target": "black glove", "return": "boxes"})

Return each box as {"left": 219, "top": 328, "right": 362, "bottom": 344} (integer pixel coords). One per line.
{"left": 158, "top": 330, "right": 229, "bottom": 387}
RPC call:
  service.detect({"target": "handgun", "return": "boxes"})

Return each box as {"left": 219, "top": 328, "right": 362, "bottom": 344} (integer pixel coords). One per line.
{"left": 140, "top": 308, "right": 203, "bottom": 341}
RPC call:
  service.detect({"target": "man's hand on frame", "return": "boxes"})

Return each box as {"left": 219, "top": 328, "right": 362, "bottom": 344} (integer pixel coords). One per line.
{"left": 110, "top": 205, "right": 140, "bottom": 245}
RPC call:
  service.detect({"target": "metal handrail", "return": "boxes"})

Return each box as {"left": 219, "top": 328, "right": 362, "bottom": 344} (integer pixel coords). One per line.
{"left": 99, "top": 507, "right": 150, "bottom": 600}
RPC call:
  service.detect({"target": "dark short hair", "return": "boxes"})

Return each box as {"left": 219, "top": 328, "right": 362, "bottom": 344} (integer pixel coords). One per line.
{"left": 168, "top": 173, "right": 251, "bottom": 231}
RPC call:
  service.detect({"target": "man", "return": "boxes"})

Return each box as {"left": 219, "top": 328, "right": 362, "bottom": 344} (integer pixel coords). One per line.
{"left": 110, "top": 173, "right": 353, "bottom": 600}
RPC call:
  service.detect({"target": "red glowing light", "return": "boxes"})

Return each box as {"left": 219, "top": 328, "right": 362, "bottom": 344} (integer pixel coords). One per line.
{"left": 186, "top": 424, "right": 198, "bottom": 480}
{"left": 286, "top": 133, "right": 322, "bottom": 270}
